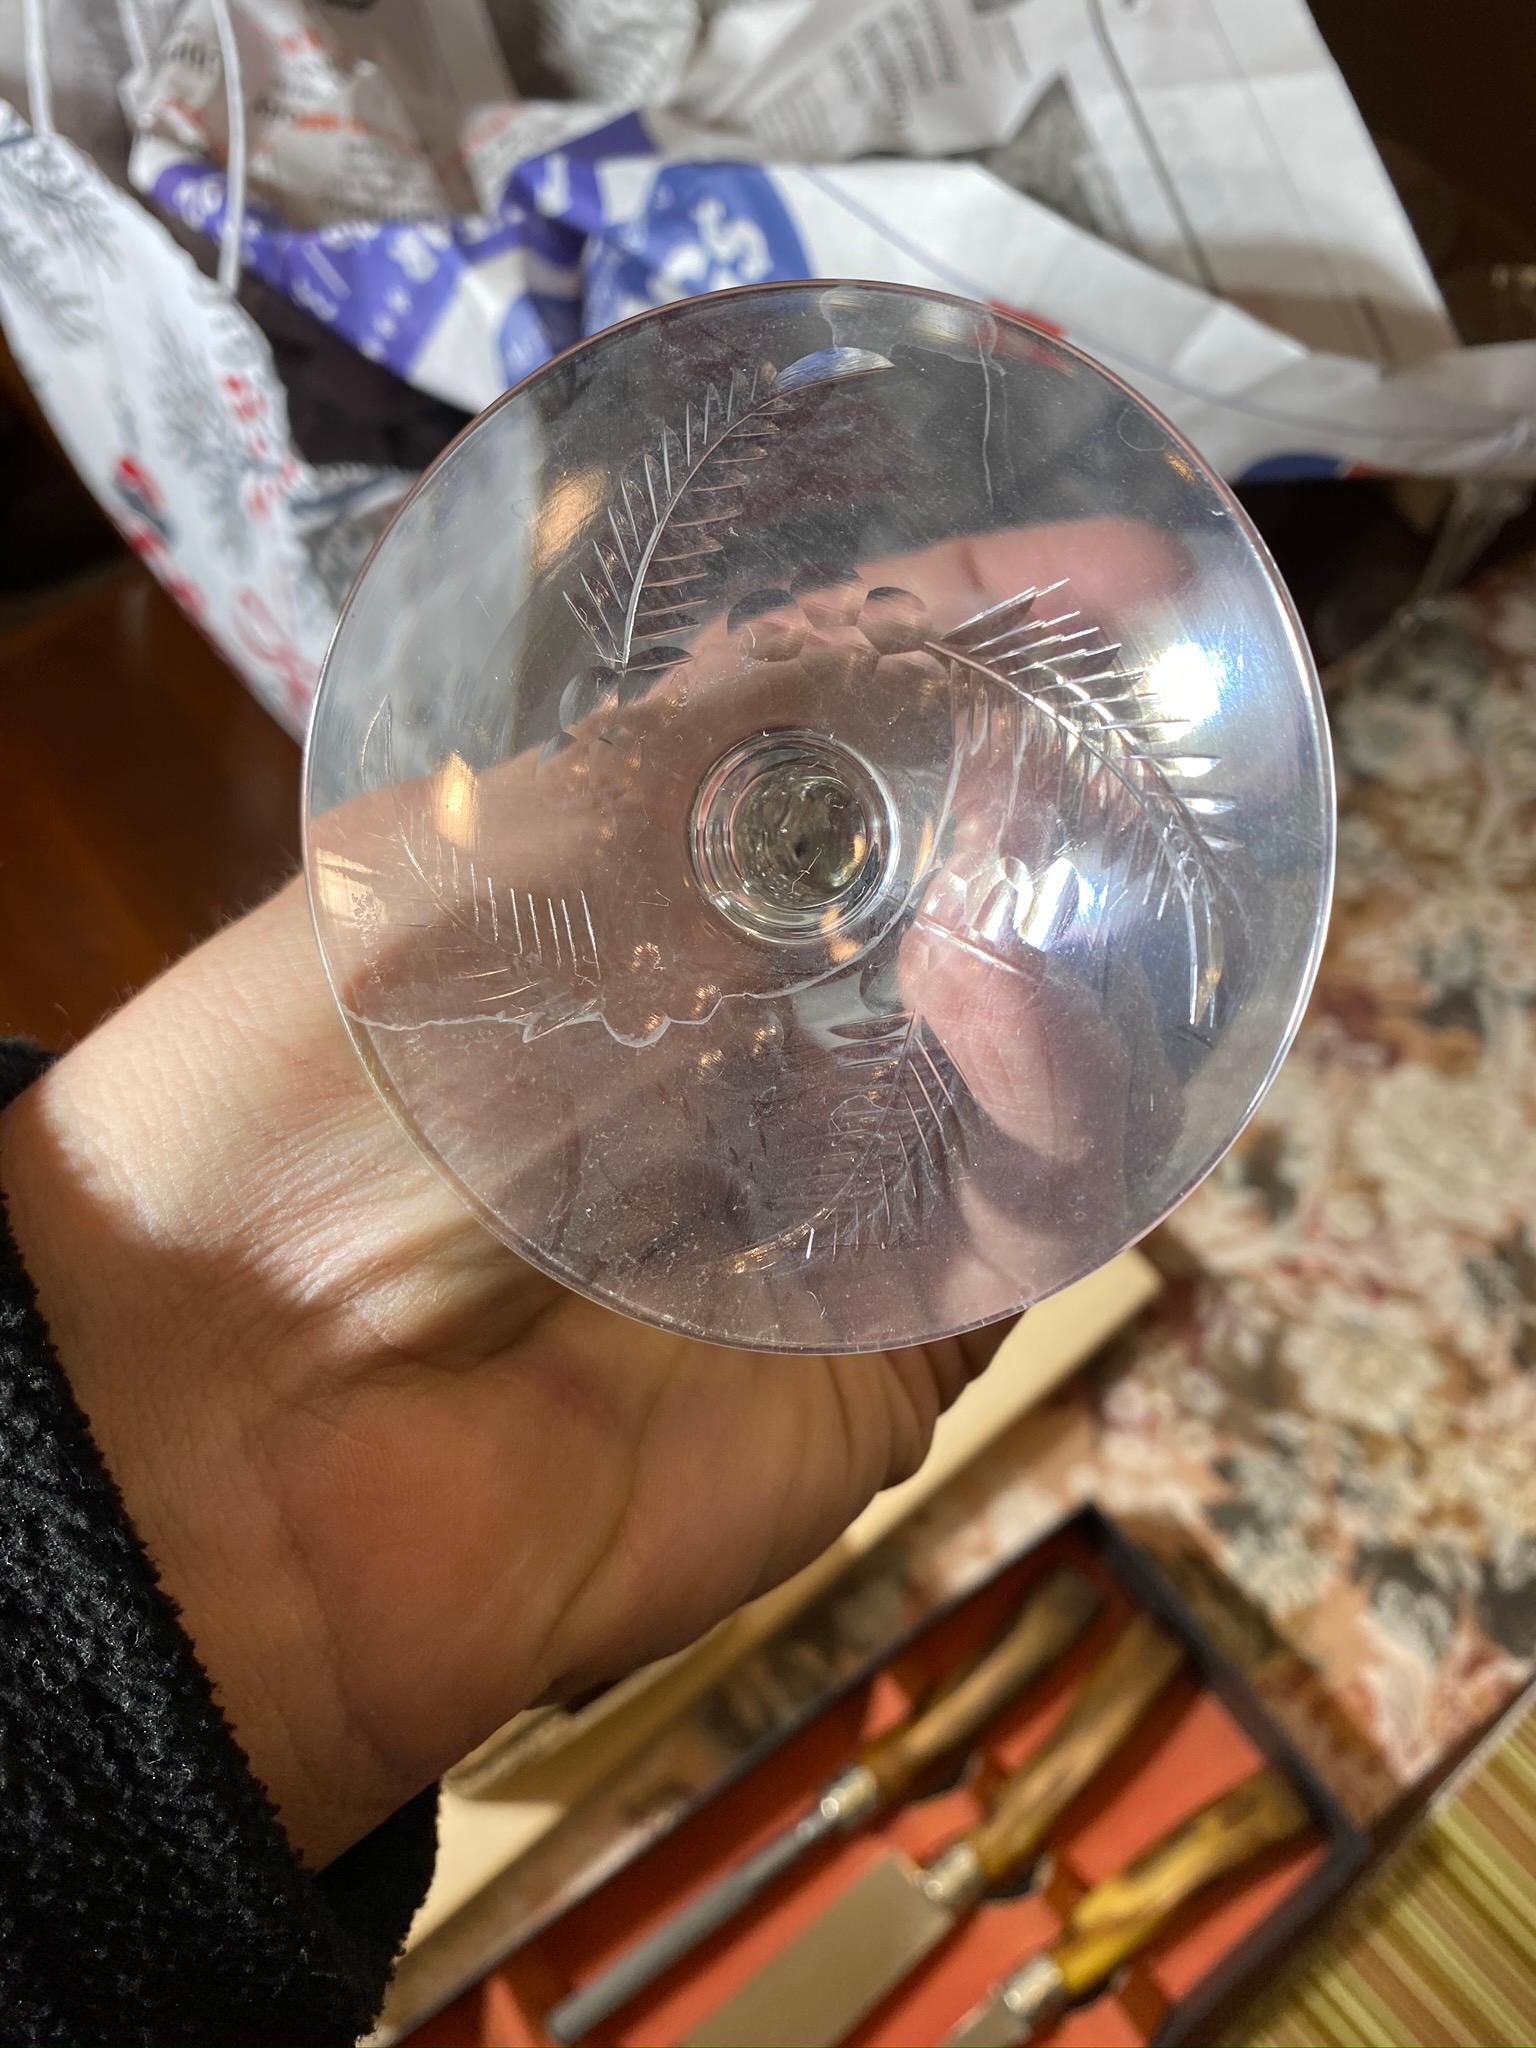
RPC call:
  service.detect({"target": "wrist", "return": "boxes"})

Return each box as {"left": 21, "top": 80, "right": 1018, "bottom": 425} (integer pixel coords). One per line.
{"left": 0, "top": 892, "right": 436, "bottom": 1864}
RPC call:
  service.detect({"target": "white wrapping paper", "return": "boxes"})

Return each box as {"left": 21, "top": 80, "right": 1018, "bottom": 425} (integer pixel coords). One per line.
{"left": 2, "top": 0, "right": 1533, "bottom": 728}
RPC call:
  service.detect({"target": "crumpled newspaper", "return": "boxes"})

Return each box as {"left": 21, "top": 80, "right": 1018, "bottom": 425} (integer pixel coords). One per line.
{"left": 121, "top": 0, "right": 1534, "bottom": 471}
{"left": 2, "top": 0, "right": 1533, "bottom": 728}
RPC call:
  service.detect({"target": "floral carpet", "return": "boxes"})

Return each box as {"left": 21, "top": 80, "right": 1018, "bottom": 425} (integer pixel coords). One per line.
{"left": 1072, "top": 556, "right": 1536, "bottom": 1812}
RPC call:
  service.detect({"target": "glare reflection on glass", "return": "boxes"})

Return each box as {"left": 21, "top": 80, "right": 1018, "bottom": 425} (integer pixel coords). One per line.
{"left": 432, "top": 751, "right": 480, "bottom": 848}
{"left": 535, "top": 465, "right": 603, "bottom": 568}
{"left": 1141, "top": 639, "right": 1225, "bottom": 730}
{"left": 312, "top": 851, "right": 378, "bottom": 927}
{"left": 1020, "top": 855, "right": 1083, "bottom": 950}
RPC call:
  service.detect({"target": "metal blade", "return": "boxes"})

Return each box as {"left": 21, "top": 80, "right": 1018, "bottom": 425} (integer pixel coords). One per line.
{"left": 944, "top": 1988, "right": 1029, "bottom": 2048}
{"left": 545, "top": 1802, "right": 839, "bottom": 2042}
{"left": 685, "top": 1852, "right": 953, "bottom": 2047}
{"left": 944, "top": 1954, "right": 1067, "bottom": 2047}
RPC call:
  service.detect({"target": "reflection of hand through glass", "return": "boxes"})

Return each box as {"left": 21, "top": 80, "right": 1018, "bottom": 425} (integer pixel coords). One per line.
{"left": 321, "top": 521, "right": 1209, "bottom": 1347}
{"left": 307, "top": 282, "right": 1332, "bottom": 1352}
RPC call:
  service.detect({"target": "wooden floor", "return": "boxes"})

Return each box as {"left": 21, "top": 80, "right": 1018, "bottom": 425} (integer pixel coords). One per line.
{"left": 0, "top": 563, "right": 302, "bottom": 1046}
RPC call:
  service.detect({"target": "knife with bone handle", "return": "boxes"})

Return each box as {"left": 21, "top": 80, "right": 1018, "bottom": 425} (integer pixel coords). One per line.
{"left": 944, "top": 1765, "right": 1311, "bottom": 2045}
{"left": 685, "top": 1612, "right": 1184, "bottom": 2048}
{"left": 546, "top": 1568, "right": 1101, "bottom": 2042}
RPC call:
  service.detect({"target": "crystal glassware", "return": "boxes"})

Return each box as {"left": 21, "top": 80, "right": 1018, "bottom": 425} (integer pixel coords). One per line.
{"left": 305, "top": 282, "right": 1333, "bottom": 1354}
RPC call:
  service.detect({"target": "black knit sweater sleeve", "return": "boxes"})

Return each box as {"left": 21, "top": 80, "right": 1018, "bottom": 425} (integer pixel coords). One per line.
{"left": 0, "top": 1041, "right": 438, "bottom": 2047}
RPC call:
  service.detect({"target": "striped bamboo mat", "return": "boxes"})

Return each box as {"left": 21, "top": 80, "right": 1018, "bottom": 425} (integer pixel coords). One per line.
{"left": 1229, "top": 1690, "right": 1536, "bottom": 2047}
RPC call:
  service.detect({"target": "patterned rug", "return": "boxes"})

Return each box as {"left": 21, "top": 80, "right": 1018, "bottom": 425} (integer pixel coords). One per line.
{"left": 1071, "top": 553, "right": 1536, "bottom": 1812}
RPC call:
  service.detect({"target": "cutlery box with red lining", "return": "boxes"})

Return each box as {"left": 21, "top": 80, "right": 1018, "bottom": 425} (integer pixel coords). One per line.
{"left": 410, "top": 1510, "right": 1366, "bottom": 2048}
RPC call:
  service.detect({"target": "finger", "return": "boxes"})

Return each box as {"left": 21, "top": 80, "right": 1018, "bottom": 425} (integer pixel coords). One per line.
{"left": 314, "top": 516, "right": 1190, "bottom": 906}
{"left": 946, "top": 518, "right": 1191, "bottom": 638}
{"left": 305, "top": 519, "right": 1193, "bottom": 1344}
{"left": 322, "top": 517, "right": 1191, "bottom": 1013}
{"left": 902, "top": 923, "right": 1125, "bottom": 1168}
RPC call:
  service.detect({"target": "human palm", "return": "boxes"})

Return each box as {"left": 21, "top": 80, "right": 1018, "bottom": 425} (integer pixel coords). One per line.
{"left": 1, "top": 878, "right": 990, "bottom": 1867}
{"left": 0, "top": 518, "right": 1177, "bottom": 1868}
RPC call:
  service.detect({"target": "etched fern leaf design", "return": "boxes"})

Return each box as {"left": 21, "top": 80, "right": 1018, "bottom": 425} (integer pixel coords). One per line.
{"left": 370, "top": 347, "right": 894, "bottom": 1045}
{"left": 362, "top": 702, "right": 608, "bottom": 1043}
{"left": 562, "top": 345, "right": 892, "bottom": 708}
{"left": 927, "top": 579, "right": 1231, "bottom": 1032}
{"left": 739, "top": 577, "right": 1233, "bottom": 1274}
{"left": 734, "top": 1006, "right": 969, "bottom": 1278}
